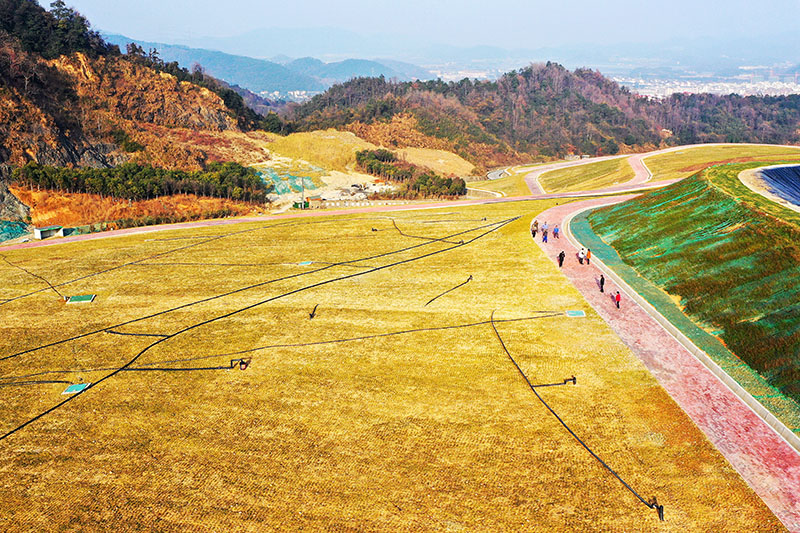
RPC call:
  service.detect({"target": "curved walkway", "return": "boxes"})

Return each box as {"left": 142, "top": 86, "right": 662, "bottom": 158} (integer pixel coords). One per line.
{"left": 523, "top": 143, "right": 800, "bottom": 195}
{"left": 6, "top": 146, "right": 800, "bottom": 528}
{"left": 534, "top": 197, "right": 800, "bottom": 531}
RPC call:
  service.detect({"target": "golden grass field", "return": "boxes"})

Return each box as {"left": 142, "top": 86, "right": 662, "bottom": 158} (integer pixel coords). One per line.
{"left": 472, "top": 164, "right": 551, "bottom": 197}
{"left": 0, "top": 200, "right": 783, "bottom": 531}
{"left": 645, "top": 145, "right": 800, "bottom": 181}
{"left": 266, "top": 130, "right": 377, "bottom": 173}
{"left": 266, "top": 130, "right": 476, "bottom": 178}
{"left": 538, "top": 158, "right": 634, "bottom": 193}
{"left": 395, "top": 147, "right": 476, "bottom": 177}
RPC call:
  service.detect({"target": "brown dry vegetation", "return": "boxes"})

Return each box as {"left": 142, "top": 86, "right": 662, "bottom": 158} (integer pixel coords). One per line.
{"left": 0, "top": 200, "right": 782, "bottom": 531}
{"left": 0, "top": 48, "right": 272, "bottom": 171}
{"left": 127, "top": 125, "right": 274, "bottom": 170}
{"left": 346, "top": 113, "right": 454, "bottom": 151}
{"left": 345, "top": 113, "right": 524, "bottom": 172}
{"left": 11, "top": 186, "right": 262, "bottom": 227}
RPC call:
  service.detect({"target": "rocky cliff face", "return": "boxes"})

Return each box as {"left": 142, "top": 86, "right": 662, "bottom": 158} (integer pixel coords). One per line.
{"left": 0, "top": 49, "right": 241, "bottom": 171}
{"left": 52, "top": 54, "right": 238, "bottom": 132}
{"left": 0, "top": 167, "right": 29, "bottom": 221}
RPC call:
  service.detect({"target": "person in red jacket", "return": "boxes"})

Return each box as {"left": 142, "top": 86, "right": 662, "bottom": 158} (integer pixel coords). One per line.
{"left": 614, "top": 291, "right": 621, "bottom": 309}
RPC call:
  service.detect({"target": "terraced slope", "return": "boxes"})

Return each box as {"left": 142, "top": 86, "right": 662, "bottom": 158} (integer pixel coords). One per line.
{"left": 588, "top": 164, "right": 800, "bottom": 406}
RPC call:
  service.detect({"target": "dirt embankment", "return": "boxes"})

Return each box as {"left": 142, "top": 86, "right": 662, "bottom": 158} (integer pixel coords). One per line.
{"left": 11, "top": 186, "right": 265, "bottom": 227}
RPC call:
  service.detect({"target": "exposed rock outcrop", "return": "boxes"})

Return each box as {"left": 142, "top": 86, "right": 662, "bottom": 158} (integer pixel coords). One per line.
{"left": 0, "top": 166, "right": 30, "bottom": 221}
{"left": 0, "top": 48, "right": 242, "bottom": 171}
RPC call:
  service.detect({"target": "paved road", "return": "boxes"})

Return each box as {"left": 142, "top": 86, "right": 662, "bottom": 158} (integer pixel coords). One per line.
{"left": 522, "top": 142, "right": 800, "bottom": 195}
{"left": 0, "top": 179, "right": 680, "bottom": 253}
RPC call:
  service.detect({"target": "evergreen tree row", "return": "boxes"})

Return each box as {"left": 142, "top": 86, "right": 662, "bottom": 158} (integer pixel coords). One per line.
{"left": 13, "top": 161, "right": 273, "bottom": 203}
{"left": 355, "top": 150, "right": 467, "bottom": 198}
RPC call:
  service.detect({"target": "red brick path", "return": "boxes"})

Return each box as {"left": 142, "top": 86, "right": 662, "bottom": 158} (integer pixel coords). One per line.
{"left": 536, "top": 197, "right": 800, "bottom": 531}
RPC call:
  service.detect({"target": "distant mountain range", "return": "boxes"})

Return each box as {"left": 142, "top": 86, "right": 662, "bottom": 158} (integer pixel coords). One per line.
{"left": 103, "top": 34, "right": 434, "bottom": 96}
{"left": 155, "top": 26, "right": 800, "bottom": 83}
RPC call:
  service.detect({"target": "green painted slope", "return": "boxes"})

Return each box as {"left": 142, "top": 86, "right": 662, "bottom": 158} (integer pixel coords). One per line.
{"left": 587, "top": 166, "right": 800, "bottom": 406}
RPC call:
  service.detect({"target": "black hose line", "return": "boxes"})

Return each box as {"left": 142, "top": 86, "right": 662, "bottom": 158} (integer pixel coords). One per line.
{"left": 0, "top": 218, "right": 518, "bottom": 442}
{"left": 105, "top": 330, "right": 169, "bottom": 338}
{"left": 489, "top": 311, "right": 664, "bottom": 521}
{"left": 0, "top": 214, "right": 399, "bottom": 307}
{"left": 1, "top": 256, "right": 66, "bottom": 301}
{"left": 2, "top": 217, "right": 512, "bottom": 364}
{"left": 0, "top": 314, "right": 560, "bottom": 382}
{"left": 425, "top": 275, "right": 472, "bottom": 307}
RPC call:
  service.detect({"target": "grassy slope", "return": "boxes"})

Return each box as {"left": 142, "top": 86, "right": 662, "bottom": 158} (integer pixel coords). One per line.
{"left": 267, "top": 130, "right": 377, "bottom": 172}
{"left": 0, "top": 202, "right": 779, "bottom": 531}
{"left": 645, "top": 145, "right": 800, "bottom": 181}
{"left": 396, "top": 147, "right": 475, "bottom": 177}
{"left": 588, "top": 164, "right": 800, "bottom": 406}
{"left": 474, "top": 164, "right": 551, "bottom": 197}
{"left": 267, "top": 129, "right": 476, "bottom": 177}
{"left": 539, "top": 158, "right": 634, "bottom": 193}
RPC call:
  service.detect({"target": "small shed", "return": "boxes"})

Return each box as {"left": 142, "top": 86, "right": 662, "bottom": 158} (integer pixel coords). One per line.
{"left": 33, "top": 225, "right": 64, "bottom": 240}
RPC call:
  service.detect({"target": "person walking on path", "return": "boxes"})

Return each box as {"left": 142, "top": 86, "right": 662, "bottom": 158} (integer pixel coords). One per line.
{"left": 542, "top": 228, "right": 548, "bottom": 243}
{"left": 600, "top": 274, "right": 605, "bottom": 293}
{"left": 553, "top": 225, "right": 560, "bottom": 239}
{"left": 578, "top": 247, "right": 586, "bottom": 264}
{"left": 558, "top": 250, "right": 565, "bottom": 267}
{"left": 614, "top": 291, "right": 621, "bottom": 309}
{"left": 586, "top": 248, "right": 592, "bottom": 265}
{"left": 531, "top": 219, "right": 538, "bottom": 239}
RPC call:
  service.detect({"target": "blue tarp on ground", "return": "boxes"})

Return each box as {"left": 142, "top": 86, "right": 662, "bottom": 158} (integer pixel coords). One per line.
{"left": 258, "top": 168, "right": 317, "bottom": 195}
{"left": 62, "top": 383, "right": 90, "bottom": 394}
{"left": 0, "top": 221, "right": 29, "bottom": 243}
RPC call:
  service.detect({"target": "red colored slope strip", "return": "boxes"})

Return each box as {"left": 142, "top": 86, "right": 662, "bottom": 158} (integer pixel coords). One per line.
{"left": 536, "top": 196, "right": 800, "bottom": 531}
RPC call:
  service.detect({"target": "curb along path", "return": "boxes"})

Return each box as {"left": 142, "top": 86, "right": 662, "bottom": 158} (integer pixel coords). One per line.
{"left": 534, "top": 197, "right": 800, "bottom": 531}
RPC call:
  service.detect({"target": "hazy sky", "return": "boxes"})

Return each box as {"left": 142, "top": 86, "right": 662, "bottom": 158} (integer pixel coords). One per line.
{"left": 40, "top": 0, "right": 800, "bottom": 49}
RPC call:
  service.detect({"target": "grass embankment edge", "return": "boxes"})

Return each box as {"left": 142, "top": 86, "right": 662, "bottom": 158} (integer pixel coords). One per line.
{"left": 565, "top": 204, "right": 800, "bottom": 451}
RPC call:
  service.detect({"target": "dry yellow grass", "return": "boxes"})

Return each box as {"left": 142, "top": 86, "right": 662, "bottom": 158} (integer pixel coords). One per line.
{"left": 0, "top": 201, "right": 782, "bottom": 531}
{"left": 646, "top": 144, "right": 800, "bottom": 181}
{"left": 539, "top": 157, "right": 635, "bottom": 193}
{"left": 267, "top": 129, "right": 476, "bottom": 178}
{"left": 396, "top": 147, "right": 475, "bottom": 177}
{"left": 267, "top": 129, "right": 378, "bottom": 172}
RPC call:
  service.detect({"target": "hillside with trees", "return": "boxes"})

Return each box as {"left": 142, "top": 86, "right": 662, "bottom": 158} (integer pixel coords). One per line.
{"left": 286, "top": 64, "right": 800, "bottom": 170}
{"left": 0, "top": 0, "right": 277, "bottom": 172}
{"left": 355, "top": 149, "right": 466, "bottom": 198}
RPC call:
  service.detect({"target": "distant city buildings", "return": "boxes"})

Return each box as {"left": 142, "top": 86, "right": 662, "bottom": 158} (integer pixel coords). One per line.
{"left": 261, "top": 90, "right": 322, "bottom": 102}
{"left": 614, "top": 77, "right": 800, "bottom": 98}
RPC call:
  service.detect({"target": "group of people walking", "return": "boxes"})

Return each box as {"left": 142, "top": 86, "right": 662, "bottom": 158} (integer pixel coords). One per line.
{"left": 533, "top": 218, "right": 622, "bottom": 309}
{"left": 531, "top": 220, "right": 559, "bottom": 243}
